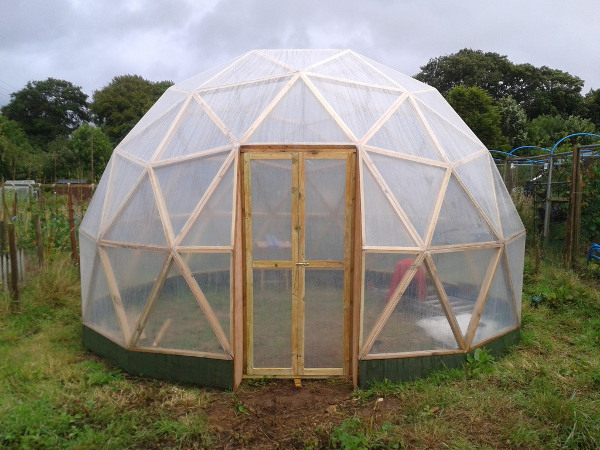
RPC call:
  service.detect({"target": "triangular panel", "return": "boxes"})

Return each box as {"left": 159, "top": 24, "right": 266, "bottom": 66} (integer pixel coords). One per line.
{"left": 369, "top": 152, "right": 446, "bottom": 238}
{"left": 310, "top": 77, "right": 400, "bottom": 140}
{"left": 362, "top": 252, "right": 422, "bottom": 341}
{"left": 157, "top": 98, "right": 231, "bottom": 160}
{"left": 136, "top": 263, "right": 224, "bottom": 354}
{"left": 100, "top": 154, "right": 146, "bottom": 233}
{"left": 103, "top": 173, "right": 166, "bottom": 246}
{"left": 362, "top": 162, "right": 417, "bottom": 247}
{"left": 104, "top": 246, "right": 169, "bottom": 337}
{"left": 309, "top": 51, "right": 397, "bottom": 88}
{"left": 247, "top": 78, "right": 349, "bottom": 143}
{"left": 418, "top": 103, "right": 486, "bottom": 163}
{"left": 79, "top": 232, "right": 97, "bottom": 315}
{"left": 180, "top": 161, "right": 235, "bottom": 247}
{"left": 203, "top": 52, "right": 292, "bottom": 88}
{"left": 431, "top": 247, "right": 499, "bottom": 336}
{"left": 261, "top": 49, "right": 342, "bottom": 70}
{"left": 455, "top": 153, "right": 501, "bottom": 233}
{"left": 201, "top": 76, "right": 292, "bottom": 139}
{"left": 84, "top": 257, "right": 123, "bottom": 345}
{"left": 368, "top": 259, "right": 461, "bottom": 354}
{"left": 118, "top": 100, "right": 186, "bottom": 162}
{"left": 472, "top": 255, "right": 518, "bottom": 347}
{"left": 121, "top": 90, "right": 190, "bottom": 145}
{"left": 491, "top": 167, "right": 525, "bottom": 239}
{"left": 505, "top": 235, "right": 526, "bottom": 321}
{"left": 181, "top": 252, "right": 232, "bottom": 340}
{"left": 360, "top": 56, "right": 432, "bottom": 92}
{"left": 432, "top": 174, "right": 498, "bottom": 246}
{"left": 79, "top": 158, "right": 112, "bottom": 239}
{"left": 156, "top": 152, "right": 229, "bottom": 236}
{"left": 367, "top": 98, "right": 445, "bottom": 161}
{"left": 176, "top": 55, "right": 245, "bottom": 91}
{"left": 414, "top": 90, "right": 480, "bottom": 142}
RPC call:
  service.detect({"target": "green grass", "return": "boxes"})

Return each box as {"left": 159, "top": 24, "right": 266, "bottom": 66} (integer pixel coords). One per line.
{"left": 1, "top": 250, "right": 599, "bottom": 448}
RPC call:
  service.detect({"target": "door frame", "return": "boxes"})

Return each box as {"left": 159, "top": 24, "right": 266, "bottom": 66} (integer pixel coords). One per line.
{"left": 240, "top": 146, "right": 356, "bottom": 379}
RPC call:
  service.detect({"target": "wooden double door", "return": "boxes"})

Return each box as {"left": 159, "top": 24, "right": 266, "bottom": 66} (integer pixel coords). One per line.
{"left": 243, "top": 149, "right": 355, "bottom": 377}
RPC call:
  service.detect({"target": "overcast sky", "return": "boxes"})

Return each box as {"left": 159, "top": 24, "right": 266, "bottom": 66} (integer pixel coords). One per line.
{"left": 1, "top": 0, "right": 598, "bottom": 108}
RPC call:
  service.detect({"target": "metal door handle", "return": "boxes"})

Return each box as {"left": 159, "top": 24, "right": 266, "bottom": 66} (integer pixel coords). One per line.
{"left": 296, "top": 262, "right": 309, "bottom": 266}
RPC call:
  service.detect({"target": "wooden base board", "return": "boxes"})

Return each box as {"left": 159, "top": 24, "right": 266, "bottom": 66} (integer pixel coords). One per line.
{"left": 82, "top": 325, "right": 234, "bottom": 389}
{"left": 358, "top": 328, "right": 520, "bottom": 387}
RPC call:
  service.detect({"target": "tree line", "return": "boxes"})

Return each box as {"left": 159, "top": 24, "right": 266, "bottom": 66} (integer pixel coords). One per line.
{"left": 2, "top": 48, "right": 600, "bottom": 182}
{"left": 0, "top": 75, "right": 172, "bottom": 182}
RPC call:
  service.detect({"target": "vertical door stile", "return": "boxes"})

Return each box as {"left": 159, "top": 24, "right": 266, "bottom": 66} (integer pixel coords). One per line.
{"left": 297, "top": 152, "right": 306, "bottom": 374}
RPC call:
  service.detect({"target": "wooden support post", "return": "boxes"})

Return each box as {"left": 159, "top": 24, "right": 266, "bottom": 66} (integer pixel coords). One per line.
{"left": 564, "top": 146, "right": 582, "bottom": 268}
{"left": 8, "top": 221, "right": 19, "bottom": 308}
{"left": 67, "top": 184, "right": 79, "bottom": 266}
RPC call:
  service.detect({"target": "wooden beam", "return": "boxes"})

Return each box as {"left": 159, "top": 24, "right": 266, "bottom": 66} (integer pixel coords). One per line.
{"left": 464, "top": 248, "right": 502, "bottom": 348}
{"left": 423, "top": 167, "right": 451, "bottom": 247}
{"left": 97, "top": 246, "right": 132, "bottom": 344}
{"left": 233, "top": 160, "right": 244, "bottom": 389}
{"left": 424, "top": 254, "right": 466, "bottom": 350}
{"left": 127, "top": 253, "right": 173, "bottom": 348}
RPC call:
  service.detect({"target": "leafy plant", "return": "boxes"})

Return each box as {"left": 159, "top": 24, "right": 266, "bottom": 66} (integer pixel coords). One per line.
{"left": 466, "top": 347, "right": 496, "bottom": 374}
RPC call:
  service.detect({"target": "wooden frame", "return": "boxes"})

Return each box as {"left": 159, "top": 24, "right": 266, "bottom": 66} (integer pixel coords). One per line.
{"left": 242, "top": 147, "right": 356, "bottom": 379}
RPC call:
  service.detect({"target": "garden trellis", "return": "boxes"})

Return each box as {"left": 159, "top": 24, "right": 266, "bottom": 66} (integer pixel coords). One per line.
{"left": 80, "top": 50, "right": 525, "bottom": 388}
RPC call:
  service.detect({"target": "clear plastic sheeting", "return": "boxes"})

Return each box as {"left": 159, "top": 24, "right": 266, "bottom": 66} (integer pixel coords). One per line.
{"left": 472, "top": 255, "right": 518, "bottom": 346}
{"left": 369, "top": 152, "right": 446, "bottom": 239}
{"left": 80, "top": 49, "right": 526, "bottom": 364}
{"left": 367, "top": 98, "right": 445, "bottom": 161}
{"left": 432, "top": 175, "right": 497, "bottom": 246}
{"left": 505, "top": 234, "right": 526, "bottom": 321}
{"left": 431, "top": 248, "right": 498, "bottom": 336}
{"left": 362, "top": 162, "right": 417, "bottom": 248}
{"left": 304, "top": 269, "right": 344, "bottom": 368}
{"left": 368, "top": 257, "right": 460, "bottom": 354}
{"left": 138, "top": 264, "right": 224, "bottom": 354}
{"left": 305, "top": 159, "right": 346, "bottom": 261}
{"left": 250, "top": 159, "right": 293, "bottom": 261}
{"left": 252, "top": 269, "right": 292, "bottom": 368}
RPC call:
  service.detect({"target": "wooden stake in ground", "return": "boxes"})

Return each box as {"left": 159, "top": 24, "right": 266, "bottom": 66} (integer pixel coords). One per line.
{"left": 7, "top": 221, "right": 19, "bottom": 308}
{"left": 67, "top": 184, "right": 79, "bottom": 266}
{"left": 34, "top": 214, "right": 44, "bottom": 266}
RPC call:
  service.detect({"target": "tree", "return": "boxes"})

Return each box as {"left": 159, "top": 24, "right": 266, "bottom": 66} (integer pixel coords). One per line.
{"left": 415, "top": 49, "right": 515, "bottom": 99}
{"left": 91, "top": 75, "right": 173, "bottom": 146}
{"left": 496, "top": 96, "right": 528, "bottom": 149}
{"left": 45, "top": 124, "right": 112, "bottom": 181}
{"left": 415, "top": 49, "right": 585, "bottom": 120}
{"left": 0, "top": 78, "right": 90, "bottom": 148}
{"left": 446, "top": 85, "right": 508, "bottom": 150}
{"left": 584, "top": 89, "right": 600, "bottom": 130}
{"left": 0, "top": 117, "right": 44, "bottom": 180}
{"left": 526, "top": 114, "right": 596, "bottom": 150}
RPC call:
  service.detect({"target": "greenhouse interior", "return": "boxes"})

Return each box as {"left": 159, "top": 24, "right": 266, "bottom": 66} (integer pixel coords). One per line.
{"left": 79, "top": 49, "right": 525, "bottom": 389}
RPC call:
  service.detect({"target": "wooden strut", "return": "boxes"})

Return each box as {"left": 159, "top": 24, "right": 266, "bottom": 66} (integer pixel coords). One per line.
{"left": 464, "top": 248, "right": 502, "bottom": 348}
{"left": 359, "top": 252, "right": 427, "bottom": 358}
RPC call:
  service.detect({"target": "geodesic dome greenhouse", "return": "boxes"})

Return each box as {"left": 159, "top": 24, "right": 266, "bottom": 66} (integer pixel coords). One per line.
{"left": 80, "top": 49, "right": 525, "bottom": 389}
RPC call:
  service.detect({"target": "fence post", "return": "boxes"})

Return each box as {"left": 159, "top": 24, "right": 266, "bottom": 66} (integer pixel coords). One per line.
{"left": 67, "top": 184, "right": 79, "bottom": 266}
{"left": 8, "top": 221, "right": 19, "bottom": 307}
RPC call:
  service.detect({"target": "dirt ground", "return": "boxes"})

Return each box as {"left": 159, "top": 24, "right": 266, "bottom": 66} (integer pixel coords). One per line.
{"left": 207, "top": 378, "right": 396, "bottom": 449}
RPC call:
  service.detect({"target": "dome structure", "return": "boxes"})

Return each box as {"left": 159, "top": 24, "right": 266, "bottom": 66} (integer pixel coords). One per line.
{"left": 80, "top": 49, "right": 525, "bottom": 389}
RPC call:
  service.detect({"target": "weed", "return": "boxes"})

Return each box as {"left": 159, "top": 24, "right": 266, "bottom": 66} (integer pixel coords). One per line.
{"left": 466, "top": 347, "right": 496, "bottom": 374}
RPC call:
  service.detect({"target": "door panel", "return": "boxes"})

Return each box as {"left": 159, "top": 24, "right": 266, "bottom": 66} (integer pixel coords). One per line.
{"left": 244, "top": 150, "right": 354, "bottom": 377}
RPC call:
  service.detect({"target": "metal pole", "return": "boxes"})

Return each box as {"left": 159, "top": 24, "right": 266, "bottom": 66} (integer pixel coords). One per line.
{"left": 543, "top": 154, "right": 553, "bottom": 242}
